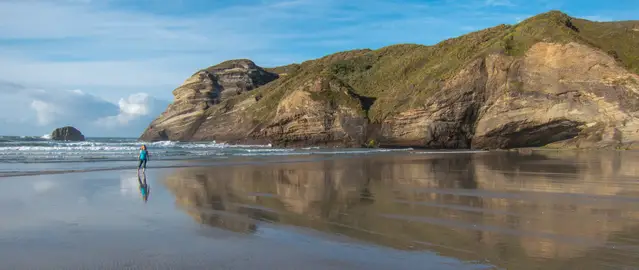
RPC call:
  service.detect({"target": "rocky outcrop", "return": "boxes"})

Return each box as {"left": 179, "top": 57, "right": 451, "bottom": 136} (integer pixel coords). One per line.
{"left": 139, "top": 60, "right": 279, "bottom": 141}
{"left": 140, "top": 12, "right": 639, "bottom": 149}
{"left": 51, "top": 126, "right": 85, "bottom": 141}
{"left": 380, "top": 42, "right": 639, "bottom": 149}
{"left": 473, "top": 43, "right": 639, "bottom": 149}
{"left": 254, "top": 77, "right": 369, "bottom": 147}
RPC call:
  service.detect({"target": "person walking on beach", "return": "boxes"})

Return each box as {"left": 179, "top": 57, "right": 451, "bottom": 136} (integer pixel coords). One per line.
{"left": 138, "top": 145, "right": 149, "bottom": 173}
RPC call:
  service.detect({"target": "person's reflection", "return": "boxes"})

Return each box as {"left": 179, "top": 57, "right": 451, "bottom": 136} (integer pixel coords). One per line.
{"left": 137, "top": 173, "right": 150, "bottom": 203}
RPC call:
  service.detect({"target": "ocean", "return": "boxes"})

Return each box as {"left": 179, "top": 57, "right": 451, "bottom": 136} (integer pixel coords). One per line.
{"left": 0, "top": 136, "right": 422, "bottom": 177}
{"left": 3, "top": 136, "right": 639, "bottom": 269}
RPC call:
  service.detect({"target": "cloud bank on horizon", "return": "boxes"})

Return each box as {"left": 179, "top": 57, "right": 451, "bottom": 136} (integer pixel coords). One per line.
{"left": 0, "top": 81, "right": 168, "bottom": 137}
{"left": 0, "top": 0, "right": 637, "bottom": 137}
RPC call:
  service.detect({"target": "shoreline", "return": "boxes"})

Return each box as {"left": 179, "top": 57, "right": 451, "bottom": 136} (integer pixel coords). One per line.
{"left": 0, "top": 156, "right": 326, "bottom": 178}
{"left": 3, "top": 150, "right": 639, "bottom": 269}
{"left": 0, "top": 147, "right": 636, "bottom": 178}
{"left": 0, "top": 149, "right": 491, "bottom": 178}
{"left": 3, "top": 146, "right": 637, "bottom": 178}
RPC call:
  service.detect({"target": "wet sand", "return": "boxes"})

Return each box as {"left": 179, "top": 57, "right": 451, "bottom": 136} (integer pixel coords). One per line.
{"left": 2, "top": 151, "right": 639, "bottom": 269}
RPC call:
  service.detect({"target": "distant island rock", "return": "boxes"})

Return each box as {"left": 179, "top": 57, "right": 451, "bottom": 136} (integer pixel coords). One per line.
{"left": 51, "top": 126, "right": 85, "bottom": 141}
{"left": 140, "top": 11, "right": 639, "bottom": 150}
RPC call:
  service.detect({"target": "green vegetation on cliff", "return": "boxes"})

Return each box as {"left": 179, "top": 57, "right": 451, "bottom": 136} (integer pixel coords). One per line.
{"left": 265, "top": 64, "right": 301, "bottom": 76}
{"left": 141, "top": 10, "right": 639, "bottom": 148}
{"left": 501, "top": 11, "right": 639, "bottom": 73}
{"left": 228, "top": 11, "right": 639, "bottom": 123}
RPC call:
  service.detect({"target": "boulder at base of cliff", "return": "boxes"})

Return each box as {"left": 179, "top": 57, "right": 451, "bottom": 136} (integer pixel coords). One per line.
{"left": 51, "top": 126, "right": 85, "bottom": 141}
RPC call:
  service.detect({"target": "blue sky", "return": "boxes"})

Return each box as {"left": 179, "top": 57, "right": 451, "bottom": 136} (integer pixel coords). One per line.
{"left": 0, "top": 0, "right": 637, "bottom": 137}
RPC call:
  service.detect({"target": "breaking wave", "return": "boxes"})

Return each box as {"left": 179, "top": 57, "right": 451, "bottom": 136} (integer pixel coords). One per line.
{"left": 0, "top": 137, "right": 416, "bottom": 163}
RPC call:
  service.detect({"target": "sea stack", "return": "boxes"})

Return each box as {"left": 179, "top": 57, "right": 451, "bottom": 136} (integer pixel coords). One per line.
{"left": 51, "top": 126, "right": 85, "bottom": 141}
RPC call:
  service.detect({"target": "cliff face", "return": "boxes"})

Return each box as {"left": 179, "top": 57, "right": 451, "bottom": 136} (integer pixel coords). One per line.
{"left": 381, "top": 42, "right": 639, "bottom": 149}
{"left": 139, "top": 59, "right": 279, "bottom": 141}
{"left": 140, "top": 11, "right": 639, "bottom": 149}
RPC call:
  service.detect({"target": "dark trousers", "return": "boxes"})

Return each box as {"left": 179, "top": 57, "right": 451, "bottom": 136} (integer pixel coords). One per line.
{"left": 138, "top": 159, "right": 147, "bottom": 169}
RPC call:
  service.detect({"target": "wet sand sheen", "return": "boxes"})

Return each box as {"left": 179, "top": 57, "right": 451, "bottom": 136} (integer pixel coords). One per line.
{"left": 2, "top": 150, "right": 639, "bottom": 269}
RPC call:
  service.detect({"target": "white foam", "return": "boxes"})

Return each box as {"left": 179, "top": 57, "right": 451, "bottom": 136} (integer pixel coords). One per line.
{"left": 217, "top": 143, "right": 273, "bottom": 148}
{"left": 412, "top": 150, "right": 488, "bottom": 154}
{"left": 236, "top": 152, "right": 312, "bottom": 157}
{"left": 149, "top": 141, "right": 176, "bottom": 147}
{"left": 0, "top": 137, "right": 420, "bottom": 163}
{"left": 244, "top": 148, "right": 294, "bottom": 153}
{"left": 0, "top": 146, "right": 139, "bottom": 151}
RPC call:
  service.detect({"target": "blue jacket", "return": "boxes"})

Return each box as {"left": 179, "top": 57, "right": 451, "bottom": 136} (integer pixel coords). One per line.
{"left": 139, "top": 150, "right": 148, "bottom": 160}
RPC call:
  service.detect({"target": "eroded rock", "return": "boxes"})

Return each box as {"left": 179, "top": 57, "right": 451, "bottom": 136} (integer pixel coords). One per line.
{"left": 139, "top": 60, "right": 279, "bottom": 141}
{"left": 140, "top": 14, "right": 639, "bottom": 149}
{"left": 51, "top": 126, "right": 85, "bottom": 141}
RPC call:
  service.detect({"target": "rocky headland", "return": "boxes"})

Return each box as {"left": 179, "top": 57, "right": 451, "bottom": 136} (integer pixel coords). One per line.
{"left": 140, "top": 11, "right": 639, "bottom": 150}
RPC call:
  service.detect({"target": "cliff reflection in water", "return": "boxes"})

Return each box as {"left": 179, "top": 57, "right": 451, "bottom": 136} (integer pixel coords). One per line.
{"left": 164, "top": 151, "right": 639, "bottom": 269}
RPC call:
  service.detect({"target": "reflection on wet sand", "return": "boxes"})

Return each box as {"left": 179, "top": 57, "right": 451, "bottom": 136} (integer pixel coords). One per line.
{"left": 164, "top": 151, "right": 639, "bottom": 269}
{"left": 137, "top": 173, "right": 150, "bottom": 203}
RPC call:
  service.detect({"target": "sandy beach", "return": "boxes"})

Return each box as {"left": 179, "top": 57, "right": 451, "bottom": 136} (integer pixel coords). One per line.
{"left": 2, "top": 151, "right": 639, "bottom": 269}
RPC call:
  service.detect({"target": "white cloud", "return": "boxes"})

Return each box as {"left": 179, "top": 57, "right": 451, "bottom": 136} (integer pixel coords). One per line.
{"left": 31, "top": 100, "right": 65, "bottom": 126}
{"left": 96, "top": 93, "right": 168, "bottom": 128}
{"left": 28, "top": 89, "right": 120, "bottom": 126}
{"left": 0, "top": 56, "right": 189, "bottom": 95}
{"left": 1, "top": 0, "right": 636, "bottom": 137}
{"left": 0, "top": 0, "right": 263, "bottom": 102}
{"left": 119, "top": 94, "right": 153, "bottom": 116}
{"left": 0, "top": 0, "right": 486, "bottom": 136}
{"left": 0, "top": 82, "right": 168, "bottom": 137}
